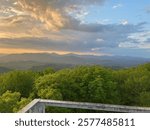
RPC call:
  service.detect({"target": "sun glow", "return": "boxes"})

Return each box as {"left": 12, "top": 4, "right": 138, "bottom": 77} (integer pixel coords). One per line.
{"left": 0, "top": 48, "right": 67, "bottom": 54}
{"left": 0, "top": 48, "right": 107, "bottom": 56}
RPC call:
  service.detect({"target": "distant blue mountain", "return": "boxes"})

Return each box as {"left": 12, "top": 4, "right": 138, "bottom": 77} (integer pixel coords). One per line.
{"left": 0, "top": 53, "right": 149, "bottom": 70}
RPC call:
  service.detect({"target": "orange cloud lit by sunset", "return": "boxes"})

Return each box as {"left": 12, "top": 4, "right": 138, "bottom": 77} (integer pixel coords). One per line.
{"left": 0, "top": 48, "right": 68, "bottom": 54}
{"left": 0, "top": 48, "right": 106, "bottom": 56}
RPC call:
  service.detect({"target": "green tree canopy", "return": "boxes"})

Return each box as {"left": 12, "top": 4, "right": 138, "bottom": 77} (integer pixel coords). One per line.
{"left": 0, "top": 91, "right": 21, "bottom": 112}
{"left": 0, "top": 71, "right": 35, "bottom": 97}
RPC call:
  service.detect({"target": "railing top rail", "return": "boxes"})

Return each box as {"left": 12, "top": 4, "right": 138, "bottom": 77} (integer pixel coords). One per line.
{"left": 18, "top": 99, "right": 40, "bottom": 113}
{"left": 19, "top": 99, "right": 150, "bottom": 113}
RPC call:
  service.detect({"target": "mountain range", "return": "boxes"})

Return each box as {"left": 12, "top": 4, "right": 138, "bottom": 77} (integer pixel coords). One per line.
{"left": 0, "top": 53, "right": 149, "bottom": 71}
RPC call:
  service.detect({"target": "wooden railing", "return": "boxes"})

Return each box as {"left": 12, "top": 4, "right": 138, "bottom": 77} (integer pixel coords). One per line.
{"left": 18, "top": 99, "right": 150, "bottom": 113}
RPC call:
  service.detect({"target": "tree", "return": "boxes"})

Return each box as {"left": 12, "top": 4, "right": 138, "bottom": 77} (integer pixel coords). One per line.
{"left": 0, "top": 71, "right": 35, "bottom": 97}
{"left": 0, "top": 91, "right": 21, "bottom": 112}
{"left": 35, "top": 66, "right": 119, "bottom": 103}
{"left": 42, "top": 67, "right": 55, "bottom": 75}
{"left": 38, "top": 88, "right": 62, "bottom": 100}
{"left": 139, "top": 92, "right": 150, "bottom": 107}
{"left": 113, "top": 65, "right": 150, "bottom": 105}
{"left": 13, "top": 98, "right": 32, "bottom": 112}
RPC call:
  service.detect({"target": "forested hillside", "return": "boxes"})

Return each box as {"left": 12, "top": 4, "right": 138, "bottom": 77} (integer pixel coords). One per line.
{"left": 0, "top": 63, "right": 150, "bottom": 112}
{"left": 0, "top": 53, "right": 149, "bottom": 70}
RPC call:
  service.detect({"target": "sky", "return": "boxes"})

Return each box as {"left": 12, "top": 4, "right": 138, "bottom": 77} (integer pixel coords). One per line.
{"left": 0, "top": 0, "right": 150, "bottom": 58}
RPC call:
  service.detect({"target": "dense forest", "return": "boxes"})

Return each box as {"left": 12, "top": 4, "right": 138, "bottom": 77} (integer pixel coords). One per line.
{"left": 0, "top": 63, "right": 150, "bottom": 113}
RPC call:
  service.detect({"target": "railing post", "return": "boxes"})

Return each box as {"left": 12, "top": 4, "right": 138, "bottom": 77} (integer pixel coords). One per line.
{"left": 27, "top": 102, "right": 45, "bottom": 113}
{"left": 38, "top": 102, "right": 45, "bottom": 113}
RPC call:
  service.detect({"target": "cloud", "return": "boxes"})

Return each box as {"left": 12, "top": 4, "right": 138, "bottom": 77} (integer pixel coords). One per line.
{"left": 91, "top": 48, "right": 101, "bottom": 51}
{"left": 118, "top": 42, "right": 138, "bottom": 48}
{"left": 102, "top": 47, "right": 150, "bottom": 58}
{"left": 16, "top": 0, "right": 67, "bottom": 31}
{"left": 0, "top": 0, "right": 145, "bottom": 53}
{"left": 96, "top": 19, "right": 110, "bottom": 24}
{"left": 0, "top": 15, "right": 46, "bottom": 38}
{"left": 120, "top": 20, "right": 129, "bottom": 25}
{"left": 0, "top": 0, "right": 149, "bottom": 57}
{"left": 112, "top": 4, "right": 122, "bottom": 9}
{"left": 118, "top": 31, "right": 150, "bottom": 49}
{"left": 128, "top": 31, "right": 150, "bottom": 43}
{"left": 14, "top": 0, "right": 106, "bottom": 31}
{"left": 47, "top": 0, "right": 106, "bottom": 7}
{"left": 0, "top": 22, "right": 145, "bottom": 55}
{"left": 96, "top": 38, "right": 104, "bottom": 42}
{"left": 65, "top": 5, "right": 89, "bottom": 23}
{"left": 0, "top": 0, "right": 107, "bottom": 38}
